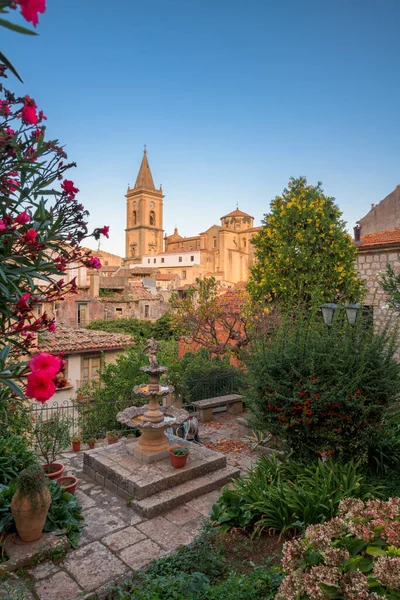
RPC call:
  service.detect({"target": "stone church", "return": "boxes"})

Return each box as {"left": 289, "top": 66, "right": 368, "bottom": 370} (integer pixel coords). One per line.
{"left": 124, "top": 149, "right": 261, "bottom": 285}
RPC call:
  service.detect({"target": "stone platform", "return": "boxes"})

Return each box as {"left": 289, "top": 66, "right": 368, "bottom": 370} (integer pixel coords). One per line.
{"left": 83, "top": 436, "right": 240, "bottom": 518}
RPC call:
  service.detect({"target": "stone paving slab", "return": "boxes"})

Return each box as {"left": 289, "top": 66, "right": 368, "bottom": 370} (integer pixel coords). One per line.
{"left": 34, "top": 570, "right": 83, "bottom": 600}
{"left": 136, "top": 516, "right": 193, "bottom": 551}
{"left": 80, "top": 506, "right": 130, "bottom": 540}
{"left": 63, "top": 541, "right": 129, "bottom": 593}
{"left": 103, "top": 526, "right": 147, "bottom": 552}
{"left": 118, "top": 538, "right": 166, "bottom": 571}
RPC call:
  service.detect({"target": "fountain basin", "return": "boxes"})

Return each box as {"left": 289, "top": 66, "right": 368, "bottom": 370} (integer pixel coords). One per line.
{"left": 117, "top": 404, "right": 189, "bottom": 430}
{"left": 133, "top": 383, "right": 174, "bottom": 398}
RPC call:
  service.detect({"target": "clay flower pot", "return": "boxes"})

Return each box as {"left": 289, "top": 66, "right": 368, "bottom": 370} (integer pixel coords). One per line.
{"left": 42, "top": 462, "right": 64, "bottom": 480}
{"left": 57, "top": 476, "right": 78, "bottom": 495}
{"left": 11, "top": 486, "right": 51, "bottom": 542}
{"left": 106, "top": 434, "right": 119, "bottom": 445}
{"left": 72, "top": 441, "right": 81, "bottom": 452}
{"left": 169, "top": 446, "right": 189, "bottom": 469}
{"left": 88, "top": 441, "right": 95, "bottom": 449}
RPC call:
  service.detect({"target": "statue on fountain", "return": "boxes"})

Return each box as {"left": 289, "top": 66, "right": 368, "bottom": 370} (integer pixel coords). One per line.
{"left": 143, "top": 338, "right": 160, "bottom": 370}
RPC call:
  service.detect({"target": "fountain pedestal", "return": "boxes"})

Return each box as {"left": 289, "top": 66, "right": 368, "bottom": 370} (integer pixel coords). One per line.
{"left": 116, "top": 341, "right": 190, "bottom": 463}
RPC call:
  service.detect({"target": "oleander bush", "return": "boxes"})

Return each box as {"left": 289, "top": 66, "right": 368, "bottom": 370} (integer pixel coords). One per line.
{"left": 244, "top": 314, "right": 400, "bottom": 463}
{"left": 276, "top": 497, "right": 400, "bottom": 600}
{"left": 210, "top": 455, "right": 379, "bottom": 537}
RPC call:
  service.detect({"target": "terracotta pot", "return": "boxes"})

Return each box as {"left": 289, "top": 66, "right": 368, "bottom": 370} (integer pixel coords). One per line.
{"left": 42, "top": 462, "right": 64, "bottom": 480}
{"left": 72, "top": 441, "right": 81, "bottom": 452}
{"left": 169, "top": 447, "right": 189, "bottom": 469}
{"left": 107, "top": 435, "right": 118, "bottom": 445}
{"left": 57, "top": 476, "right": 78, "bottom": 494}
{"left": 11, "top": 486, "right": 51, "bottom": 542}
{"left": 88, "top": 441, "right": 95, "bottom": 449}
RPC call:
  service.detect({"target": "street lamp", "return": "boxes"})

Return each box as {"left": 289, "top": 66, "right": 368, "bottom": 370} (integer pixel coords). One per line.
{"left": 320, "top": 303, "right": 338, "bottom": 327}
{"left": 345, "top": 303, "right": 363, "bottom": 326}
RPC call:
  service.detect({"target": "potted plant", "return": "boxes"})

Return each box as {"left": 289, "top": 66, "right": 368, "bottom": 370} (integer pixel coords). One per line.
{"left": 11, "top": 464, "right": 51, "bottom": 542}
{"left": 169, "top": 446, "right": 189, "bottom": 468}
{"left": 106, "top": 431, "right": 119, "bottom": 445}
{"left": 34, "top": 415, "right": 72, "bottom": 479}
{"left": 87, "top": 437, "right": 96, "bottom": 450}
{"left": 71, "top": 435, "right": 81, "bottom": 452}
{"left": 56, "top": 475, "right": 78, "bottom": 495}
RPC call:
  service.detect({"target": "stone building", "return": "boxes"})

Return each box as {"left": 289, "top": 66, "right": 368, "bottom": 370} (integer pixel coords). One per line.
{"left": 123, "top": 149, "right": 261, "bottom": 285}
{"left": 101, "top": 287, "right": 167, "bottom": 321}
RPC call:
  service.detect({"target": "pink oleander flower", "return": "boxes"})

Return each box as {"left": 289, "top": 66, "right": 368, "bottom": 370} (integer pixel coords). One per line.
{"left": 0, "top": 100, "right": 10, "bottom": 115}
{"left": 29, "top": 352, "right": 61, "bottom": 376}
{"left": 48, "top": 322, "right": 56, "bottom": 332}
{"left": 21, "top": 97, "right": 38, "bottom": 125}
{"left": 26, "top": 371, "right": 55, "bottom": 403}
{"left": 25, "top": 229, "right": 37, "bottom": 243}
{"left": 16, "top": 292, "right": 31, "bottom": 309}
{"left": 15, "top": 211, "right": 31, "bottom": 225}
{"left": 100, "top": 226, "right": 110, "bottom": 238}
{"left": 61, "top": 179, "right": 79, "bottom": 197}
{"left": 18, "top": 0, "right": 46, "bottom": 27}
{"left": 85, "top": 256, "right": 102, "bottom": 270}
{"left": 0, "top": 219, "right": 7, "bottom": 231}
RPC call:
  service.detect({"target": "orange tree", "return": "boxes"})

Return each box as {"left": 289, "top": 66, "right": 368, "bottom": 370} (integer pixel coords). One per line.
{"left": 248, "top": 176, "right": 364, "bottom": 309}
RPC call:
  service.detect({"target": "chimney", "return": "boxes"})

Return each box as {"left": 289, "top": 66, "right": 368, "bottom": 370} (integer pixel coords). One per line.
{"left": 353, "top": 224, "right": 361, "bottom": 243}
{"left": 371, "top": 203, "right": 375, "bottom": 210}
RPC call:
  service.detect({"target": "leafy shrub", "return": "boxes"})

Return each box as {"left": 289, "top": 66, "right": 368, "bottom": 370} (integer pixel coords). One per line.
{"left": 367, "top": 412, "right": 400, "bottom": 477}
{"left": 33, "top": 414, "right": 73, "bottom": 468}
{"left": 211, "top": 455, "right": 379, "bottom": 537}
{"left": 0, "top": 479, "right": 83, "bottom": 554}
{"left": 205, "top": 566, "right": 282, "bottom": 600}
{"left": 245, "top": 315, "right": 400, "bottom": 462}
{"left": 86, "top": 314, "right": 175, "bottom": 341}
{"left": 276, "top": 497, "right": 400, "bottom": 599}
{"left": 0, "top": 432, "right": 37, "bottom": 485}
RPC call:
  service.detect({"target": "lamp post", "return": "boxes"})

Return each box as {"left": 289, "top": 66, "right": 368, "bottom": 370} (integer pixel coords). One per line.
{"left": 320, "top": 303, "right": 363, "bottom": 327}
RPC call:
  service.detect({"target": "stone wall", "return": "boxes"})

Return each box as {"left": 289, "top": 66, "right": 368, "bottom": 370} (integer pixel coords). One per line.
{"left": 356, "top": 247, "right": 400, "bottom": 329}
{"left": 358, "top": 187, "right": 400, "bottom": 236}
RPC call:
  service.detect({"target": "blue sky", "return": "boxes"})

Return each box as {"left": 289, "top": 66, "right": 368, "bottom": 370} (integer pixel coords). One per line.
{"left": 4, "top": 0, "right": 400, "bottom": 256}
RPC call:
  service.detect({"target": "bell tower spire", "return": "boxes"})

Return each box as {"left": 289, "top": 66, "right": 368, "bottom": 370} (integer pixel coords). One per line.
{"left": 124, "top": 148, "right": 164, "bottom": 264}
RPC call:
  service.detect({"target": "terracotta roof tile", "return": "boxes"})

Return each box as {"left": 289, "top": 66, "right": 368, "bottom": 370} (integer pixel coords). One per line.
{"left": 159, "top": 248, "right": 198, "bottom": 254}
{"left": 359, "top": 229, "right": 400, "bottom": 247}
{"left": 38, "top": 325, "right": 133, "bottom": 355}
{"left": 221, "top": 208, "right": 254, "bottom": 220}
{"left": 156, "top": 273, "right": 178, "bottom": 280}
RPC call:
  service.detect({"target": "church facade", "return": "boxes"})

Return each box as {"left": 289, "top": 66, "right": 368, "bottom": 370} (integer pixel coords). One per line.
{"left": 124, "top": 149, "right": 261, "bottom": 285}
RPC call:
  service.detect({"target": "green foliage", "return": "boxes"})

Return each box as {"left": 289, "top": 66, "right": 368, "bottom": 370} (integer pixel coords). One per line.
{"left": 367, "top": 412, "right": 400, "bottom": 477}
{"left": 0, "top": 388, "right": 33, "bottom": 438}
{"left": 0, "top": 479, "right": 83, "bottom": 555}
{"left": 33, "top": 414, "right": 73, "bottom": 468}
{"left": 248, "top": 176, "right": 365, "bottom": 308}
{"left": 13, "top": 464, "right": 47, "bottom": 511}
{"left": 244, "top": 313, "right": 400, "bottom": 462}
{"left": 380, "top": 260, "right": 400, "bottom": 313}
{"left": 0, "top": 431, "right": 38, "bottom": 485}
{"left": 171, "top": 447, "right": 189, "bottom": 456}
{"left": 211, "top": 455, "right": 379, "bottom": 537}
{"left": 86, "top": 314, "right": 175, "bottom": 341}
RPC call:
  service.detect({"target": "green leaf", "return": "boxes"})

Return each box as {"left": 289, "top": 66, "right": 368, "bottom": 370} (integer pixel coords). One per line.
{"left": 319, "top": 582, "right": 341, "bottom": 598}
{"left": 0, "top": 17, "right": 37, "bottom": 35}
{"left": 366, "top": 546, "right": 388, "bottom": 557}
{"left": 0, "top": 50, "right": 23, "bottom": 82}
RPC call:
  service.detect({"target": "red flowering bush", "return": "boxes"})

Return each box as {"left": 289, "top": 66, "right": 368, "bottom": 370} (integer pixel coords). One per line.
{"left": 277, "top": 497, "right": 400, "bottom": 599}
{"left": 245, "top": 315, "right": 400, "bottom": 462}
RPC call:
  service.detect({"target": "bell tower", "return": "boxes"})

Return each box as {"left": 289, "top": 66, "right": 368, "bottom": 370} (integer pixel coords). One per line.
{"left": 125, "top": 147, "right": 164, "bottom": 264}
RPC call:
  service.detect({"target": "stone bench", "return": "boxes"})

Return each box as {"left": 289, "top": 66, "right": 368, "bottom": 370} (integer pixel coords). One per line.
{"left": 193, "top": 394, "right": 244, "bottom": 422}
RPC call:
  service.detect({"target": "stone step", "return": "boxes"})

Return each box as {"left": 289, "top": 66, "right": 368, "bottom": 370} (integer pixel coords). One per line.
{"left": 130, "top": 465, "right": 240, "bottom": 518}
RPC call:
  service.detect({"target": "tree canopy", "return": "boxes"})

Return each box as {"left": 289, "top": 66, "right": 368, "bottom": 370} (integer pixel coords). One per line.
{"left": 248, "top": 176, "right": 364, "bottom": 309}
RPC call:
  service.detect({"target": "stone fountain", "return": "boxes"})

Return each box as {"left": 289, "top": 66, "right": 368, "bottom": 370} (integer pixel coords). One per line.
{"left": 116, "top": 338, "right": 190, "bottom": 462}
{"left": 82, "top": 339, "right": 240, "bottom": 518}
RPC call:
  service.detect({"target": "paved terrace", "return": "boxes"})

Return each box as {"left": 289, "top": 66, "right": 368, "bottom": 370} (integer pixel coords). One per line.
{"left": 1, "top": 414, "right": 257, "bottom": 600}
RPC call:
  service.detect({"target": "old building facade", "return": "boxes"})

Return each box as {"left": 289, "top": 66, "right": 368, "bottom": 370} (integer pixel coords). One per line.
{"left": 123, "top": 149, "right": 261, "bottom": 285}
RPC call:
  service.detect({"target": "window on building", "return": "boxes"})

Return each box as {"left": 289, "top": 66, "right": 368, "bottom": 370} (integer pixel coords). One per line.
{"left": 36, "top": 303, "right": 43, "bottom": 316}
{"left": 148, "top": 259, "right": 150, "bottom": 264}
{"left": 133, "top": 210, "right": 137, "bottom": 225}
{"left": 153, "top": 258, "right": 156, "bottom": 263}
{"left": 191, "top": 255, "right": 194, "bottom": 262}
{"left": 104, "top": 260, "right": 109, "bottom": 266}
{"left": 182, "top": 270, "right": 187, "bottom": 280}
{"left": 161, "top": 258, "right": 164, "bottom": 263}
{"left": 243, "top": 239, "right": 247, "bottom": 248}
{"left": 82, "top": 355, "right": 101, "bottom": 383}
{"left": 179, "top": 256, "right": 182, "bottom": 262}
{"left": 144, "top": 305, "right": 149, "bottom": 318}
{"left": 77, "top": 302, "right": 88, "bottom": 327}
{"left": 213, "top": 237, "right": 217, "bottom": 248}
{"left": 115, "top": 308, "right": 123, "bottom": 314}
{"left": 149, "top": 211, "right": 155, "bottom": 226}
